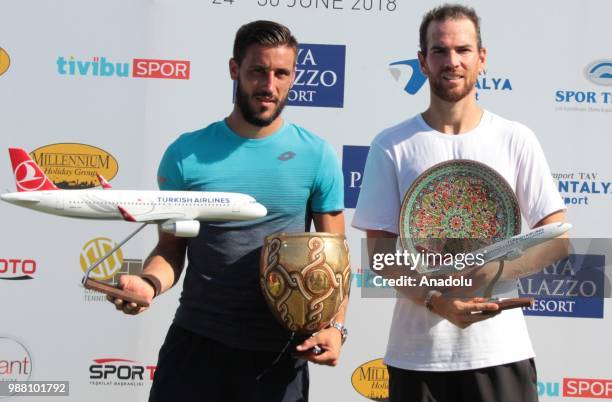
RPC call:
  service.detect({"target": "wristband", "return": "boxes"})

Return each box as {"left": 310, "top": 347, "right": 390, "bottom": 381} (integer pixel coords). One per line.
{"left": 138, "top": 274, "right": 162, "bottom": 298}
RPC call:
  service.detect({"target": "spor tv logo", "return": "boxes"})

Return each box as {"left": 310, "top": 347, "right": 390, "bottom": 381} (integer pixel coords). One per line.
{"left": 89, "top": 358, "right": 156, "bottom": 387}
{"left": 56, "top": 56, "right": 190, "bottom": 79}
{"left": 585, "top": 59, "right": 612, "bottom": 86}
{"left": 554, "top": 59, "right": 612, "bottom": 106}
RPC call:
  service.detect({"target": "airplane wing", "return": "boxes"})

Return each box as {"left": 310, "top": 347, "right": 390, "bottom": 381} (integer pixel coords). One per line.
{"left": 2, "top": 194, "right": 40, "bottom": 203}
{"left": 117, "top": 205, "right": 187, "bottom": 222}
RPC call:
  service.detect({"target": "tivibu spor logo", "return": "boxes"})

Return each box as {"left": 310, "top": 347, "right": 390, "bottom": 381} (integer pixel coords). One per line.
{"left": 57, "top": 56, "right": 190, "bottom": 79}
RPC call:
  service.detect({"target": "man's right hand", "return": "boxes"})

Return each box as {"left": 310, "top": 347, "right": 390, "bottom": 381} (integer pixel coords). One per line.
{"left": 106, "top": 275, "right": 155, "bottom": 315}
{"left": 429, "top": 293, "right": 500, "bottom": 329}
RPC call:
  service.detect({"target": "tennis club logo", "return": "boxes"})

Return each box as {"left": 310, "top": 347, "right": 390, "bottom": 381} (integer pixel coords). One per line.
{"left": 79, "top": 237, "right": 143, "bottom": 303}
{"left": 80, "top": 237, "right": 124, "bottom": 280}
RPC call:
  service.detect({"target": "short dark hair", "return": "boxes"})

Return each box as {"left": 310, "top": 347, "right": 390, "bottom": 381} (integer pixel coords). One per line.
{"left": 233, "top": 20, "right": 298, "bottom": 65}
{"left": 419, "top": 4, "right": 482, "bottom": 55}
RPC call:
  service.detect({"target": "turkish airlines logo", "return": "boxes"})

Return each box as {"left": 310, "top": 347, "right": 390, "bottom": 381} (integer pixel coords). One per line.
{"left": 14, "top": 161, "right": 45, "bottom": 191}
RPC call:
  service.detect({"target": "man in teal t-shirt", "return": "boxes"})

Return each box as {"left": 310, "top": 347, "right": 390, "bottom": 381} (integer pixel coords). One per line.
{"left": 108, "top": 20, "right": 346, "bottom": 402}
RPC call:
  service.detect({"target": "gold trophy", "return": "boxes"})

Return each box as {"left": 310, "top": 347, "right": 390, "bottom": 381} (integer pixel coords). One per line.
{"left": 260, "top": 232, "right": 351, "bottom": 349}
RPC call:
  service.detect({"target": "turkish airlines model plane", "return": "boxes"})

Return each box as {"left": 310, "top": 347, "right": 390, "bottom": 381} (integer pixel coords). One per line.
{"left": 1, "top": 147, "right": 268, "bottom": 305}
{"left": 419, "top": 222, "right": 572, "bottom": 276}
{"left": 1, "top": 148, "right": 267, "bottom": 233}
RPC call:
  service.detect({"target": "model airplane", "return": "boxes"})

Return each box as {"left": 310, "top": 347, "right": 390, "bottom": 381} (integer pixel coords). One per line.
{"left": 1, "top": 148, "right": 267, "bottom": 234}
{"left": 1, "top": 147, "right": 268, "bottom": 305}
{"left": 419, "top": 222, "right": 572, "bottom": 275}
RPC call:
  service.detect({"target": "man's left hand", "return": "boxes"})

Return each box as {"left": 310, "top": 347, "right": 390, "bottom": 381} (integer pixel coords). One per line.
{"left": 295, "top": 327, "right": 343, "bottom": 366}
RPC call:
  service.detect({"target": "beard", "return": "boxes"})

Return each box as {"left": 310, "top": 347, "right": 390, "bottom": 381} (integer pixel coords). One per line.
{"left": 234, "top": 79, "right": 288, "bottom": 127}
{"left": 429, "top": 67, "right": 478, "bottom": 102}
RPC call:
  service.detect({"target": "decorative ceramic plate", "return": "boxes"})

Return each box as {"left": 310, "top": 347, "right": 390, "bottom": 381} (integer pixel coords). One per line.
{"left": 399, "top": 160, "right": 521, "bottom": 274}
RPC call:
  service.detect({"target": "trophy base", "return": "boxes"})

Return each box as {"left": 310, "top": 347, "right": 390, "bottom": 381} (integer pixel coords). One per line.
{"left": 83, "top": 278, "right": 150, "bottom": 307}
{"left": 482, "top": 297, "right": 533, "bottom": 315}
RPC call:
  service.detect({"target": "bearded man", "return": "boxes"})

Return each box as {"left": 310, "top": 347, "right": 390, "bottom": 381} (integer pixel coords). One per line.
{"left": 353, "top": 5, "right": 566, "bottom": 402}
{"left": 109, "top": 20, "right": 346, "bottom": 402}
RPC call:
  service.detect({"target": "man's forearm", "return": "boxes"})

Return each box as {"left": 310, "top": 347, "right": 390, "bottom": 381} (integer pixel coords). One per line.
{"left": 141, "top": 232, "right": 187, "bottom": 295}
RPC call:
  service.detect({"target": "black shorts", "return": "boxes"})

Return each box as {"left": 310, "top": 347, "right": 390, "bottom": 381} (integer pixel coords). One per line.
{"left": 388, "top": 359, "right": 538, "bottom": 402}
{"left": 149, "top": 324, "right": 309, "bottom": 402}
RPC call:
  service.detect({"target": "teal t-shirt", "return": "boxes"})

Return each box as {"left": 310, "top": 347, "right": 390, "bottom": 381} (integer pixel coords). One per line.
{"left": 158, "top": 120, "right": 344, "bottom": 351}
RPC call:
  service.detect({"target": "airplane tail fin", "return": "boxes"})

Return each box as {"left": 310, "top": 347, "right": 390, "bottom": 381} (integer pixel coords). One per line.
{"left": 8, "top": 148, "right": 59, "bottom": 192}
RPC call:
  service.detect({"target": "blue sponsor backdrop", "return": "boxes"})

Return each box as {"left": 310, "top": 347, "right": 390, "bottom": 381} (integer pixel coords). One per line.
{"left": 520, "top": 254, "right": 605, "bottom": 319}
{"left": 230, "top": 43, "right": 345, "bottom": 108}
{"left": 288, "top": 43, "right": 345, "bottom": 108}
{"left": 342, "top": 145, "right": 369, "bottom": 208}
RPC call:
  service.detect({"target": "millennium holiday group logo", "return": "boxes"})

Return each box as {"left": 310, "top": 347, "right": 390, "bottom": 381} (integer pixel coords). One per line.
{"left": 30, "top": 143, "right": 118, "bottom": 189}
{"left": 0, "top": 47, "right": 10, "bottom": 77}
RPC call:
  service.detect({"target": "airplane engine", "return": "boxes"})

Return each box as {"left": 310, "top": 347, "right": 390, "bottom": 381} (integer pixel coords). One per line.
{"left": 160, "top": 220, "right": 200, "bottom": 237}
